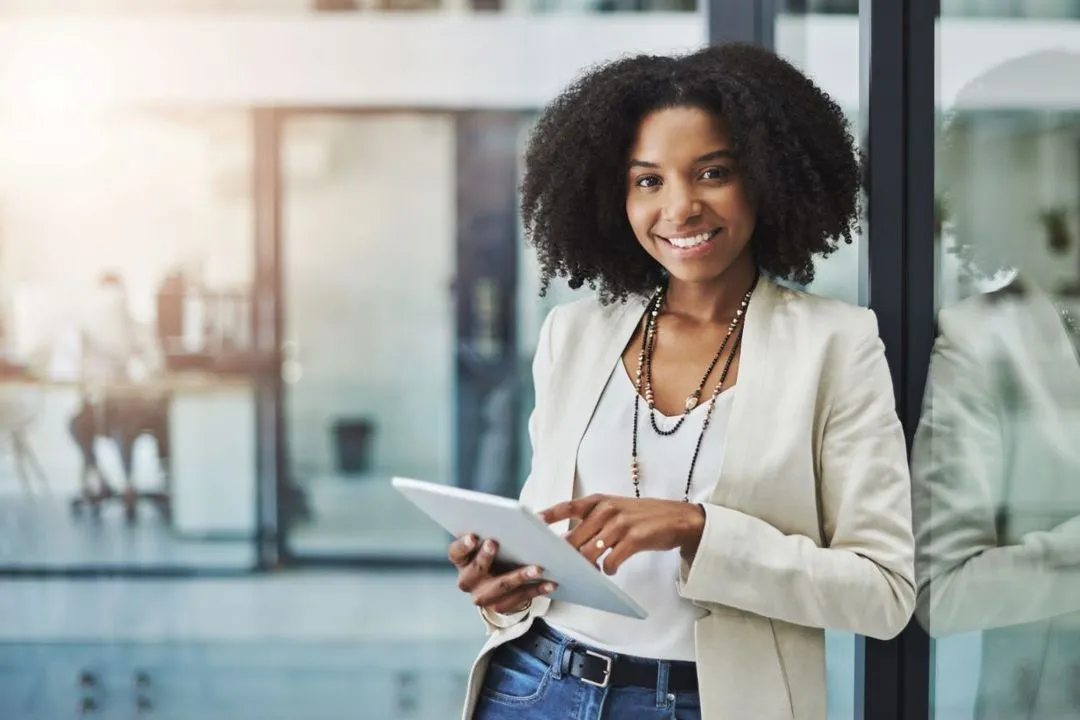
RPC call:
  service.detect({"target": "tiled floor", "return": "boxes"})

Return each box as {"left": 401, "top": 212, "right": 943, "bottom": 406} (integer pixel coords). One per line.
{"left": 0, "top": 572, "right": 486, "bottom": 719}
{"left": 0, "top": 496, "right": 256, "bottom": 570}
{"left": 0, "top": 476, "right": 457, "bottom": 569}
{"left": 288, "top": 476, "right": 452, "bottom": 558}
{"left": 0, "top": 571, "right": 478, "bottom": 642}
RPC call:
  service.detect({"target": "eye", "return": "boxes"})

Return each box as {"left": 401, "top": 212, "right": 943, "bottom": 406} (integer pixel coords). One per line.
{"left": 700, "top": 166, "right": 732, "bottom": 181}
{"left": 634, "top": 175, "right": 661, "bottom": 189}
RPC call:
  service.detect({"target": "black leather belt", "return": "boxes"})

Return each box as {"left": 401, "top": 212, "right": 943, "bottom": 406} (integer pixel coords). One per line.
{"left": 510, "top": 628, "right": 699, "bottom": 692}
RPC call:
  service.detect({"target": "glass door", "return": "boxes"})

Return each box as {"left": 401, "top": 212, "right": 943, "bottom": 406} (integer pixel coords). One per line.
{"left": 278, "top": 112, "right": 456, "bottom": 559}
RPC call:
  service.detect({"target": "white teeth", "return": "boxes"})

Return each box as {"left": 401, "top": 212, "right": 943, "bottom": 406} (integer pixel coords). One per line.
{"left": 664, "top": 230, "right": 716, "bottom": 248}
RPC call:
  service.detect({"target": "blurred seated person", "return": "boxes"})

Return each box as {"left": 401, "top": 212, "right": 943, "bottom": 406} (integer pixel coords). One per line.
{"left": 69, "top": 273, "right": 171, "bottom": 522}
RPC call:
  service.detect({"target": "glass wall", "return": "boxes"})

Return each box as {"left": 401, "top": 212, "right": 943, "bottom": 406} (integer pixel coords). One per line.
{"left": 915, "top": 9, "right": 1080, "bottom": 719}
{"left": 0, "top": 108, "right": 258, "bottom": 570}
{"left": 280, "top": 111, "right": 459, "bottom": 557}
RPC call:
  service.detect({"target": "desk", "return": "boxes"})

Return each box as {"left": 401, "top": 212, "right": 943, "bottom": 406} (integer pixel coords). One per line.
{"left": 0, "top": 374, "right": 257, "bottom": 539}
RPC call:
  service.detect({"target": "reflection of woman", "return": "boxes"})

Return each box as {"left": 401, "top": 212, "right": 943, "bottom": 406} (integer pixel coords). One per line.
{"left": 912, "top": 51, "right": 1080, "bottom": 719}
{"left": 448, "top": 45, "right": 915, "bottom": 720}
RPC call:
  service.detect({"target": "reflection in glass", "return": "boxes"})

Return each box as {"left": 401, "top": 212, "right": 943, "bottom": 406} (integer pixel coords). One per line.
{"left": 0, "top": 109, "right": 257, "bottom": 569}
{"left": 914, "top": 48, "right": 1080, "bottom": 719}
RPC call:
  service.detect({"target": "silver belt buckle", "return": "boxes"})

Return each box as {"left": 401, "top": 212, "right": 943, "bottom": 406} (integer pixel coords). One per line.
{"left": 581, "top": 649, "right": 613, "bottom": 688}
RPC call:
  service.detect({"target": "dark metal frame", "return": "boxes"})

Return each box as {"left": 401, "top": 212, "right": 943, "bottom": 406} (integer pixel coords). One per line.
{"left": 859, "top": 0, "right": 936, "bottom": 718}
{"left": 253, "top": 108, "right": 288, "bottom": 570}
{"left": 709, "top": 0, "right": 776, "bottom": 46}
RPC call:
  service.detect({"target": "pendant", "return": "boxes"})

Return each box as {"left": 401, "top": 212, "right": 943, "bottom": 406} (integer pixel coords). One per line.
{"left": 684, "top": 395, "right": 699, "bottom": 411}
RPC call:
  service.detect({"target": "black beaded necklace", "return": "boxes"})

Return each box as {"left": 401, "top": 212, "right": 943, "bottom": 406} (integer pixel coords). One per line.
{"left": 630, "top": 278, "right": 757, "bottom": 502}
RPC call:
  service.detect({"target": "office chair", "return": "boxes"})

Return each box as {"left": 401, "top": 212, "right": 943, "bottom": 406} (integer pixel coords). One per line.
{"left": 0, "top": 386, "right": 49, "bottom": 494}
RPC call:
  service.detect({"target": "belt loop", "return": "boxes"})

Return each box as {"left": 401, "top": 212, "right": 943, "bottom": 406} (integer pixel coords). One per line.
{"left": 557, "top": 640, "right": 575, "bottom": 680}
{"left": 655, "top": 660, "right": 671, "bottom": 707}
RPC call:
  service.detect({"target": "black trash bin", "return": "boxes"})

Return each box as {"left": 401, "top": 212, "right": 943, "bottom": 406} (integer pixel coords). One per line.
{"left": 334, "top": 419, "right": 374, "bottom": 476}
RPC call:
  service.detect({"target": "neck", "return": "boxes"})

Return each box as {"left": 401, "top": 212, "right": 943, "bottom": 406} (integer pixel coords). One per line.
{"left": 662, "top": 258, "right": 759, "bottom": 325}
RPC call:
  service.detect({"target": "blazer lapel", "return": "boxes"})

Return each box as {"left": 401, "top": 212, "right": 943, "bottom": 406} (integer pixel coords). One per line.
{"left": 548, "top": 298, "right": 648, "bottom": 513}
{"left": 529, "top": 297, "right": 646, "bottom": 620}
{"left": 706, "top": 277, "right": 779, "bottom": 507}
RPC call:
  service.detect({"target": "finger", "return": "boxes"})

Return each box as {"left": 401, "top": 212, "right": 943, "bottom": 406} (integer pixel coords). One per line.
{"left": 448, "top": 534, "right": 479, "bottom": 567}
{"left": 579, "top": 519, "right": 630, "bottom": 566}
{"left": 601, "top": 532, "right": 640, "bottom": 575}
{"left": 471, "top": 563, "right": 546, "bottom": 608}
{"left": 541, "top": 495, "right": 600, "bottom": 524}
{"left": 486, "top": 580, "right": 558, "bottom": 615}
{"left": 563, "top": 498, "right": 618, "bottom": 552}
{"left": 456, "top": 538, "right": 498, "bottom": 594}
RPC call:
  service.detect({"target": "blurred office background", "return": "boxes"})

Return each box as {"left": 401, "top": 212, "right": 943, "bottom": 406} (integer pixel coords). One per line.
{"left": 0, "top": 0, "right": 1077, "bottom": 718}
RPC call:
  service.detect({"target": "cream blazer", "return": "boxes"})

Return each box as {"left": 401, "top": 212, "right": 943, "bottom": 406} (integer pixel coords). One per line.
{"left": 462, "top": 277, "right": 916, "bottom": 720}
{"left": 912, "top": 286, "right": 1080, "bottom": 718}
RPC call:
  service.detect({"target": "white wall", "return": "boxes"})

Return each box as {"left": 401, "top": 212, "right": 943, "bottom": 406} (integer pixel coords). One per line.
{"left": 0, "top": 0, "right": 313, "bottom": 11}
{"left": 0, "top": 110, "right": 252, "bottom": 354}
{"left": 0, "top": 16, "right": 707, "bottom": 110}
{"left": 0, "top": 15, "right": 1079, "bottom": 111}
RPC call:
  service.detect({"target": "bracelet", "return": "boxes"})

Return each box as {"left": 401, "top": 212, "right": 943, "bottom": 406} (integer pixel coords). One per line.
{"left": 479, "top": 599, "right": 532, "bottom": 629}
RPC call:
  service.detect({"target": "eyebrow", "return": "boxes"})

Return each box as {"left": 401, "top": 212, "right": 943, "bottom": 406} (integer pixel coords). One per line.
{"left": 628, "top": 149, "right": 736, "bottom": 170}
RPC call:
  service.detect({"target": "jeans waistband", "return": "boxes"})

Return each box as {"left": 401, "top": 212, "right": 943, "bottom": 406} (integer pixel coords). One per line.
{"left": 530, "top": 619, "right": 696, "bottom": 669}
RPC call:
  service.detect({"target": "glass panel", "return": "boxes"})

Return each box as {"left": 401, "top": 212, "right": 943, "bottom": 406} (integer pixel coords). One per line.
{"left": 917, "top": 10, "right": 1080, "bottom": 719}
{"left": 282, "top": 112, "right": 459, "bottom": 558}
{"left": 776, "top": 4, "right": 863, "bottom": 719}
{"left": 0, "top": 108, "right": 258, "bottom": 569}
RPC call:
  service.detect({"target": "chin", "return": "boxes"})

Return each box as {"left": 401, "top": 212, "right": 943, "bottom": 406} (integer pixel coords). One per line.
{"left": 660, "top": 262, "right": 739, "bottom": 285}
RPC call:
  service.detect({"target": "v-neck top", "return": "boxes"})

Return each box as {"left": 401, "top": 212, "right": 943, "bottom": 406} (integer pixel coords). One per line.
{"left": 543, "top": 358, "right": 736, "bottom": 661}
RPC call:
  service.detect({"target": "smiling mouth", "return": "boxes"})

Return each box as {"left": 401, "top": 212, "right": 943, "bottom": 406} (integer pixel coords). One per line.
{"left": 657, "top": 228, "right": 722, "bottom": 249}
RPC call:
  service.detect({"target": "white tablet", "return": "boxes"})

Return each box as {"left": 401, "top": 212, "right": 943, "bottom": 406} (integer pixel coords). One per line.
{"left": 392, "top": 477, "right": 648, "bottom": 620}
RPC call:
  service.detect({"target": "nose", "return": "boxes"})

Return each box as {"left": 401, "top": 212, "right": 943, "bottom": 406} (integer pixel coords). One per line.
{"left": 660, "top": 180, "right": 702, "bottom": 225}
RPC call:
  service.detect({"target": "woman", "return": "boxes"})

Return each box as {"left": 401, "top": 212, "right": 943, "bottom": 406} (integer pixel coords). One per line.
{"left": 448, "top": 44, "right": 915, "bottom": 720}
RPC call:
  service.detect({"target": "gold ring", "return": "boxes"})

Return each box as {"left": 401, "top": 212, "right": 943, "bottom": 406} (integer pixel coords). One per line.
{"left": 595, "top": 538, "right": 605, "bottom": 550}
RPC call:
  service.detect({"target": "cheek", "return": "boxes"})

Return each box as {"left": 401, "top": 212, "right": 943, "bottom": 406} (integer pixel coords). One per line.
{"left": 710, "top": 186, "right": 756, "bottom": 235}
{"left": 732, "top": 185, "right": 758, "bottom": 230}
{"left": 625, "top": 198, "right": 654, "bottom": 242}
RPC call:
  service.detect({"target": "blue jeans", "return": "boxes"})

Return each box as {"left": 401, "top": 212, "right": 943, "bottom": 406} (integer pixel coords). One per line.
{"left": 473, "top": 621, "right": 702, "bottom": 719}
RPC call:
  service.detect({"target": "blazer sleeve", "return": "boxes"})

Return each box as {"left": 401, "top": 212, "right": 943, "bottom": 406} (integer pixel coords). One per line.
{"left": 478, "top": 304, "right": 560, "bottom": 635}
{"left": 677, "top": 310, "right": 916, "bottom": 640}
{"left": 911, "top": 308, "right": 1080, "bottom": 638}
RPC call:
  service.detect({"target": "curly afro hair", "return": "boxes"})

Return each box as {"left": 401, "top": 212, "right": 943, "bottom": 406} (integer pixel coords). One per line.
{"left": 521, "top": 43, "right": 861, "bottom": 304}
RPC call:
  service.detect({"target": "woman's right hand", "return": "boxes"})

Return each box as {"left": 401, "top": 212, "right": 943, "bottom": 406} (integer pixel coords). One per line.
{"left": 448, "top": 534, "right": 557, "bottom": 615}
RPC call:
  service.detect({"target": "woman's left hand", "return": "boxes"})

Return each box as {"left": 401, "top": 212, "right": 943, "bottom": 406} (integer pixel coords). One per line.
{"left": 539, "top": 495, "right": 706, "bottom": 575}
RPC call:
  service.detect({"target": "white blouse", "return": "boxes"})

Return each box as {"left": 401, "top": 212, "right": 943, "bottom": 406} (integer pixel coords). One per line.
{"left": 543, "top": 359, "right": 735, "bottom": 661}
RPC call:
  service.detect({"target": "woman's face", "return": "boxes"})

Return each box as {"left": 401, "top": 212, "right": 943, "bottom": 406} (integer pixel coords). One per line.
{"left": 625, "top": 106, "right": 756, "bottom": 287}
